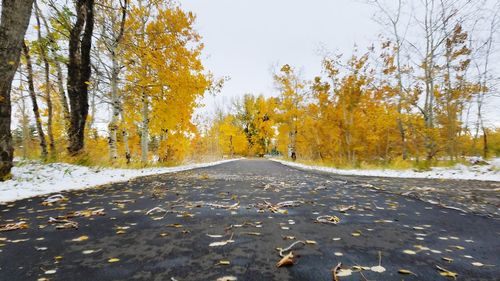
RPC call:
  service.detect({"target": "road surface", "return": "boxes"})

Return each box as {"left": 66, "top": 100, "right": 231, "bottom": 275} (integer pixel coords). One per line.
{"left": 0, "top": 159, "right": 499, "bottom": 280}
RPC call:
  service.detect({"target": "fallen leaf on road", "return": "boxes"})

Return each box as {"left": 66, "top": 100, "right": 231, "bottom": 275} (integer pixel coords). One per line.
{"left": 351, "top": 231, "right": 361, "bottom": 237}
{"left": 0, "top": 221, "right": 28, "bottom": 232}
{"left": 276, "top": 251, "right": 294, "bottom": 267}
{"left": 336, "top": 269, "right": 352, "bottom": 277}
{"left": 370, "top": 265, "right": 386, "bottom": 273}
{"left": 398, "top": 269, "right": 416, "bottom": 275}
{"left": 44, "top": 269, "right": 57, "bottom": 274}
{"left": 108, "top": 258, "right": 120, "bottom": 263}
{"left": 403, "top": 249, "right": 416, "bottom": 255}
{"left": 442, "top": 257, "right": 454, "bottom": 263}
{"left": 71, "top": 235, "right": 89, "bottom": 242}
{"left": 166, "top": 224, "right": 183, "bottom": 228}
{"left": 49, "top": 217, "right": 78, "bottom": 229}
{"left": 216, "top": 276, "right": 237, "bottom": 281}
{"left": 370, "top": 251, "right": 386, "bottom": 273}
{"left": 82, "top": 250, "right": 96, "bottom": 254}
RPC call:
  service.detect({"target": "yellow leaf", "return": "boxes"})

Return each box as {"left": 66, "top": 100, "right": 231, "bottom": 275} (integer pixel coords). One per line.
{"left": 71, "top": 235, "right": 89, "bottom": 242}
{"left": 276, "top": 251, "right": 294, "bottom": 268}
{"left": 398, "top": 269, "right": 415, "bottom": 275}
{"left": 108, "top": 258, "right": 120, "bottom": 263}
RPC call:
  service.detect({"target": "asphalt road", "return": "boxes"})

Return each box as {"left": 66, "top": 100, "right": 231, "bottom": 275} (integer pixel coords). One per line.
{"left": 0, "top": 159, "right": 499, "bottom": 281}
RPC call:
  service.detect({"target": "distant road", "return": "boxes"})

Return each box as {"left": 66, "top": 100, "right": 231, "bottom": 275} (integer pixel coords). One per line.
{"left": 0, "top": 159, "right": 498, "bottom": 280}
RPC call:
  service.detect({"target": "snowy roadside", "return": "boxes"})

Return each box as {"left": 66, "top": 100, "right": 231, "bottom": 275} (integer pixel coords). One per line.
{"left": 271, "top": 158, "right": 500, "bottom": 182}
{"left": 0, "top": 158, "right": 242, "bottom": 203}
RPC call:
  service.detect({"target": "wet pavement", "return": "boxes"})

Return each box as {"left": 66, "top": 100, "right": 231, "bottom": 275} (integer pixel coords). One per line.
{"left": 0, "top": 159, "right": 499, "bottom": 281}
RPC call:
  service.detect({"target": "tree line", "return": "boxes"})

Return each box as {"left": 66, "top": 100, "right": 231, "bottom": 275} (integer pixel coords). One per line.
{"left": 1, "top": 0, "right": 220, "bottom": 181}
{"left": 0, "top": 0, "right": 499, "bottom": 182}
{"left": 205, "top": 0, "right": 500, "bottom": 167}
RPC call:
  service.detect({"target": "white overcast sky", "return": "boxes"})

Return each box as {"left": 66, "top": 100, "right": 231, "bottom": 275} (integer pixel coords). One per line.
{"left": 181, "top": 0, "right": 378, "bottom": 112}
{"left": 180, "top": 0, "right": 500, "bottom": 126}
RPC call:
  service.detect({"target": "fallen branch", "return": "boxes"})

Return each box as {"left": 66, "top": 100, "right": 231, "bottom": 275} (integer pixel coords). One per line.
{"left": 206, "top": 202, "right": 240, "bottom": 210}
{"left": 209, "top": 233, "right": 235, "bottom": 247}
{"left": 59, "top": 208, "right": 105, "bottom": 219}
{"left": 42, "top": 194, "right": 67, "bottom": 206}
{"left": 316, "top": 215, "right": 340, "bottom": 224}
{"left": 436, "top": 265, "right": 458, "bottom": 279}
{"left": 332, "top": 262, "right": 342, "bottom": 281}
{"left": 276, "top": 201, "right": 303, "bottom": 208}
{"left": 146, "top": 207, "right": 167, "bottom": 219}
{"left": 257, "top": 200, "right": 302, "bottom": 214}
{"left": 48, "top": 217, "right": 78, "bottom": 229}
{"left": 277, "top": 240, "right": 306, "bottom": 257}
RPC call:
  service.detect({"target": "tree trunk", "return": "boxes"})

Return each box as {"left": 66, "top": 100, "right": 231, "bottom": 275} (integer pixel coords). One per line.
{"left": 22, "top": 42, "right": 48, "bottom": 160}
{"left": 229, "top": 135, "right": 234, "bottom": 157}
{"left": 44, "top": 59, "right": 55, "bottom": 155}
{"left": 107, "top": 1, "right": 127, "bottom": 162}
{"left": 108, "top": 53, "right": 121, "bottom": 161}
{"left": 36, "top": 4, "right": 71, "bottom": 130}
{"left": 120, "top": 110, "right": 131, "bottom": 164}
{"left": 67, "top": 0, "right": 94, "bottom": 155}
{"left": 0, "top": 0, "right": 34, "bottom": 180}
{"left": 482, "top": 126, "right": 488, "bottom": 159}
{"left": 33, "top": 6, "right": 55, "bottom": 156}
{"left": 55, "top": 61, "right": 70, "bottom": 128}
{"left": 18, "top": 83, "right": 30, "bottom": 159}
{"left": 141, "top": 91, "right": 149, "bottom": 164}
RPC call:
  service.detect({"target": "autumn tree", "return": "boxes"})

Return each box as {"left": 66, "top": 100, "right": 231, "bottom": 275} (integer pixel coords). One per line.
{"left": 123, "top": 1, "right": 210, "bottom": 163}
{"left": 273, "top": 64, "right": 305, "bottom": 160}
{"left": 93, "top": 0, "right": 128, "bottom": 162}
{"left": 21, "top": 42, "right": 48, "bottom": 159}
{"left": 66, "top": 0, "right": 94, "bottom": 155}
{"left": 0, "top": 0, "right": 35, "bottom": 180}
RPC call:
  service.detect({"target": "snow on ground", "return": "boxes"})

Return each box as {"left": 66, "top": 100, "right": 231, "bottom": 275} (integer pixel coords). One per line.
{"left": 271, "top": 158, "right": 500, "bottom": 182}
{"left": 0, "top": 158, "right": 241, "bottom": 203}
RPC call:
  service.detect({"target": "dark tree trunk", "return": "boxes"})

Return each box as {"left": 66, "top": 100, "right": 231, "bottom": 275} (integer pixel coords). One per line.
{"left": 0, "top": 0, "right": 35, "bottom": 180}
{"left": 67, "top": 0, "right": 94, "bottom": 155}
{"left": 33, "top": 4, "right": 55, "bottom": 156}
{"left": 22, "top": 42, "right": 48, "bottom": 160}
{"left": 482, "top": 126, "right": 488, "bottom": 159}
